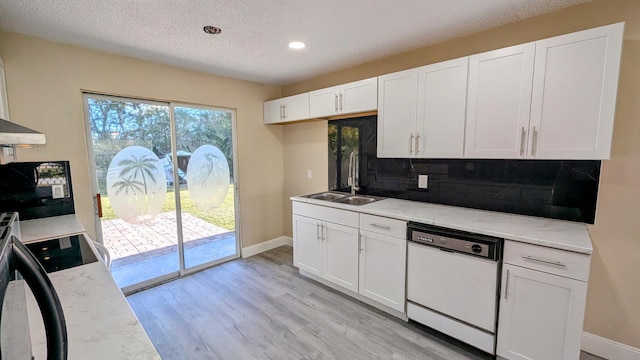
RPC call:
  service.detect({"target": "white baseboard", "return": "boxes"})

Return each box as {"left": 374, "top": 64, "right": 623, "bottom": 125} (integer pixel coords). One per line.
{"left": 241, "top": 236, "right": 292, "bottom": 258}
{"left": 582, "top": 332, "right": 640, "bottom": 360}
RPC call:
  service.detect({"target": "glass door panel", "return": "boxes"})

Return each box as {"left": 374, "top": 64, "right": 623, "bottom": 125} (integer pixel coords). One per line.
{"left": 173, "top": 105, "right": 238, "bottom": 269}
{"left": 85, "top": 95, "right": 180, "bottom": 289}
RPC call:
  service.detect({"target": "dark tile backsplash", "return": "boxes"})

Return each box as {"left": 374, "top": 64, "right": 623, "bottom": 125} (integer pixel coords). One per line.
{"left": 329, "top": 116, "right": 600, "bottom": 224}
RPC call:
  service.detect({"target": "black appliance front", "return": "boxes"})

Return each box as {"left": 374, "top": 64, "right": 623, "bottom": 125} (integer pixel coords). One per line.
{"left": 0, "top": 161, "right": 75, "bottom": 220}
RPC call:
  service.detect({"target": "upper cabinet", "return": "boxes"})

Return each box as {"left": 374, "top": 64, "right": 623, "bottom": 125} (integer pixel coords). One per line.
{"left": 465, "top": 23, "right": 624, "bottom": 160}
{"left": 529, "top": 23, "right": 624, "bottom": 160}
{"left": 377, "top": 68, "right": 419, "bottom": 158}
{"left": 465, "top": 43, "right": 536, "bottom": 159}
{"left": 309, "top": 77, "right": 377, "bottom": 118}
{"left": 263, "top": 93, "right": 310, "bottom": 124}
{"left": 417, "top": 57, "right": 468, "bottom": 158}
{"left": 378, "top": 57, "right": 468, "bottom": 158}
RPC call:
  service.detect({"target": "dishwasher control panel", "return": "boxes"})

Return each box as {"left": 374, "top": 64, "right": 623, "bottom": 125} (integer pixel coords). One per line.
{"left": 408, "top": 223, "right": 502, "bottom": 260}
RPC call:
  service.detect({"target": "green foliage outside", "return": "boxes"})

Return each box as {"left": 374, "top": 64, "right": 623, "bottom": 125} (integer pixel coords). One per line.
{"left": 100, "top": 185, "right": 236, "bottom": 231}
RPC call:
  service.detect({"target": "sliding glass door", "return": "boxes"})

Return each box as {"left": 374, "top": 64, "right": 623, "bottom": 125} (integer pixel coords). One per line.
{"left": 84, "top": 94, "right": 239, "bottom": 292}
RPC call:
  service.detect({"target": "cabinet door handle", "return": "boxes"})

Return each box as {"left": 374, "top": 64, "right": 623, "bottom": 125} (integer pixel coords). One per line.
{"left": 415, "top": 133, "right": 421, "bottom": 155}
{"left": 322, "top": 224, "right": 327, "bottom": 241}
{"left": 370, "top": 223, "right": 391, "bottom": 231}
{"left": 505, "top": 269, "right": 510, "bottom": 300}
{"left": 339, "top": 93, "right": 343, "bottom": 112}
{"left": 335, "top": 94, "right": 339, "bottom": 113}
{"left": 531, "top": 126, "right": 538, "bottom": 156}
{"left": 409, "top": 133, "right": 414, "bottom": 155}
{"left": 279, "top": 104, "right": 283, "bottom": 119}
{"left": 523, "top": 255, "right": 567, "bottom": 268}
{"left": 282, "top": 104, "right": 287, "bottom": 119}
{"left": 316, "top": 223, "right": 321, "bottom": 241}
{"left": 520, "top": 127, "right": 527, "bottom": 156}
{"left": 359, "top": 232, "right": 365, "bottom": 253}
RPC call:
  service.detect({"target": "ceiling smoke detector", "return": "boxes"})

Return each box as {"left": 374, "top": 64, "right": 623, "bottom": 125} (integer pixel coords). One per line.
{"left": 203, "top": 26, "right": 222, "bottom": 35}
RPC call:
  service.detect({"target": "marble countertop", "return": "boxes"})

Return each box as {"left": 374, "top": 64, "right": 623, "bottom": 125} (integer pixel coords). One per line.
{"left": 21, "top": 215, "right": 161, "bottom": 359}
{"left": 291, "top": 195, "right": 593, "bottom": 254}
{"left": 20, "top": 214, "right": 87, "bottom": 243}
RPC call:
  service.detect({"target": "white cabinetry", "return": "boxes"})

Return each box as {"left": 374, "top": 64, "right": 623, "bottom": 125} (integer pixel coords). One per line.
{"left": 378, "top": 57, "right": 468, "bottom": 158}
{"left": 497, "top": 241, "right": 590, "bottom": 360}
{"left": 358, "top": 214, "right": 406, "bottom": 312}
{"left": 292, "top": 202, "right": 407, "bottom": 315}
{"left": 309, "top": 77, "right": 377, "bottom": 118}
{"left": 465, "top": 43, "right": 535, "bottom": 159}
{"left": 466, "top": 22, "right": 624, "bottom": 160}
{"left": 377, "top": 69, "right": 419, "bottom": 158}
{"left": 292, "top": 203, "right": 359, "bottom": 292}
{"left": 263, "top": 93, "right": 309, "bottom": 124}
{"left": 416, "top": 57, "right": 468, "bottom": 158}
{"left": 530, "top": 23, "right": 624, "bottom": 159}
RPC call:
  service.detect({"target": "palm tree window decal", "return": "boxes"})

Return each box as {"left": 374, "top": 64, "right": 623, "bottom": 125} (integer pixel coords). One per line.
{"left": 106, "top": 146, "right": 166, "bottom": 224}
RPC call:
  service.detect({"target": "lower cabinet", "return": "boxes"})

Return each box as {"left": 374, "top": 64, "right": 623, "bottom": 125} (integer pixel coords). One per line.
{"left": 292, "top": 210, "right": 359, "bottom": 293}
{"left": 292, "top": 202, "right": 407, "bottom": 316}
{"left": 358, "top": 229, "right": 406, "bottom": 312}
{"left": 497, "top": 241, "right": 590, "bottom": 360}
{"left": 323, "top": 221, "right": 359, "bottom": 292}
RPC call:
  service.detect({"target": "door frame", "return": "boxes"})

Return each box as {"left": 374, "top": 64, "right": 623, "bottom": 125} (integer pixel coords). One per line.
{"left": 82, "top": 92, "right": 241, "bottom": 294}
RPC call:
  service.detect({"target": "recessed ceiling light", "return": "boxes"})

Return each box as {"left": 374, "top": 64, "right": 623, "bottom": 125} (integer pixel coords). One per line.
{"left": 203, "top": 26, "right": 222, "bottom": 35}
{"left": 288, "top": 41, "right": 306, "bottom": 50}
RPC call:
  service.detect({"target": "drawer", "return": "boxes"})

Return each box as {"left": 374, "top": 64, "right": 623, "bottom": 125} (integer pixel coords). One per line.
{"left": 359, "top": 214, "right": 406, "bottom": 238}
{"left": 292, "top": 202, "right": 358, "bottom": 228}
{"left": 504, "top": 240, "right": 591, "bottom": 281}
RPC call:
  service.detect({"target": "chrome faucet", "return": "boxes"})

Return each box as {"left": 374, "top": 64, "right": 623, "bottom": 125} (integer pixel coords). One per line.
{"left": 347, "top": 150, "right": 359, "bottom": 195}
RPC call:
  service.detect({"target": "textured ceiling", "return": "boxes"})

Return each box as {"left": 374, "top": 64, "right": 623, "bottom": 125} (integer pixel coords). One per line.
{"left": 0, "top": 0, "right": 589, "bottom": 85}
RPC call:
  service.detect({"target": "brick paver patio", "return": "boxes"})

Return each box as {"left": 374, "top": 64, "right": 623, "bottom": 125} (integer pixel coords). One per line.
{"left": 102, "top": 211, "right": 232, "bottom": 262}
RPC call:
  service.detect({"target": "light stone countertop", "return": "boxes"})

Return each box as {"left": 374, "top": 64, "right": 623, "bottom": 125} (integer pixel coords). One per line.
{"left": 20, "top": 214, "right": 87, "bottom": 243}
{"left": 291, "top": 195, "right": 593, "bottom": 254}
{"left": 20, "top": 215, "right": 161, "bottom": 360}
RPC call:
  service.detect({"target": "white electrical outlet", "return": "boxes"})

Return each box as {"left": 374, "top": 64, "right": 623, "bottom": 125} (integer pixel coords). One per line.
{"left": 307, "top": 170, "right": 312, "bottom": 179}
{"left": 51, "top": 184, "right": 65, "bottom": 199}
{"left": 418, "top": 175, "right": 428, "bottom": 189}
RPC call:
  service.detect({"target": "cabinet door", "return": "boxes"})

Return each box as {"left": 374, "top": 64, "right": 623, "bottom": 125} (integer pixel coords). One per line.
{"left": 292, "top": 215, "right": 323, "bottom": 277}
{"left": 323, "top": 222, "right": 359, "bottom": 293}
{"left": 358, "top": 230, "right": 406, "bottom": 312}
{"left": 263, "top": 99, "right": 282, "bottom": 124}
{"left": 416, "top": 57, "right": 468, "bottom": 158}
{"left": 340, "top": 77, "right": 378, "bottom": 115}
{"left": 465, "top": 43, "right": 535, "bottom": 158}
{"left": 309, "top": 85, "right": 340, "bottom": 118}
{"left": 497, "top": 264, "right": 587, "bottom": 360}
{"left": 529, "top": 23, "right": 624, "bottom": 159}
{"left": 282, "top": 93, "right": 310, "bottom": 122}
{"left": 377, "top": 68, "right": 419, "bottom": 158}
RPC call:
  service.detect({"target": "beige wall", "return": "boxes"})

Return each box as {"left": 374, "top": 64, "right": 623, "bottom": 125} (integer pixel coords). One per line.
{"left": 281, "top": 0, "right": 640, "bottom": 349}
{"left": 0, "top": 32, "right": 283, "bottom": 248}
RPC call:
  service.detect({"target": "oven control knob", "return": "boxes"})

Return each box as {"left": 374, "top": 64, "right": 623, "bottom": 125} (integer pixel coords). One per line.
{"left": 471, "top": 244, "right": 482, "bottom": 253}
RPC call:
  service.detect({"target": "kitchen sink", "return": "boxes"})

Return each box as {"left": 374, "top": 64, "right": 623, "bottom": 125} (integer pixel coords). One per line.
{"left": 303, "top": 192, "right": 383, "bottom": 206}
{"left": 306, "top": 192, "right": 348, "bottom": 201}
{"left": 334, "top": 195, "right": 380, "bottom": 206}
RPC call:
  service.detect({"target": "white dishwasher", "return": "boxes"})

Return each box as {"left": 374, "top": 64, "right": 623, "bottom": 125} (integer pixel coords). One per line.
{"left": 406, "top": 222, "right": 503, "bottom": 355}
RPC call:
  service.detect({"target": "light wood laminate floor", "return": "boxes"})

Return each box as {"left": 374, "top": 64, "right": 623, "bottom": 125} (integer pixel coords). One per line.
{"left": 127, "top": 246, "right": 603, "bottom": 360}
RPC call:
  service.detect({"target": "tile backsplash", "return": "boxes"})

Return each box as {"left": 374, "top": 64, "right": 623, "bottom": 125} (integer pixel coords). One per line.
{"left": 329, "top": 116, "right": 599, "bottom": 224}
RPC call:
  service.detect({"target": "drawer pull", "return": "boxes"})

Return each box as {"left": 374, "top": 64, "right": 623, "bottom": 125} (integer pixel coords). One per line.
{"left": 370, "top": 223, "right": 391, "bottom": 231}
{"left": 523, "top": 255, "right": 567, "bottom": 268}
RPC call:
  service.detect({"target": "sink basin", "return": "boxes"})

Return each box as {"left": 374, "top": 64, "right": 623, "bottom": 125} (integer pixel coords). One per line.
{"left": 305, "top": 192, "right": 348, "bottom": 201}
{"left": 302, "top": 192, "right": 383, "bottom": 206}
{"left": 334, "top": 195, "right": 381, "bottom": 206}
